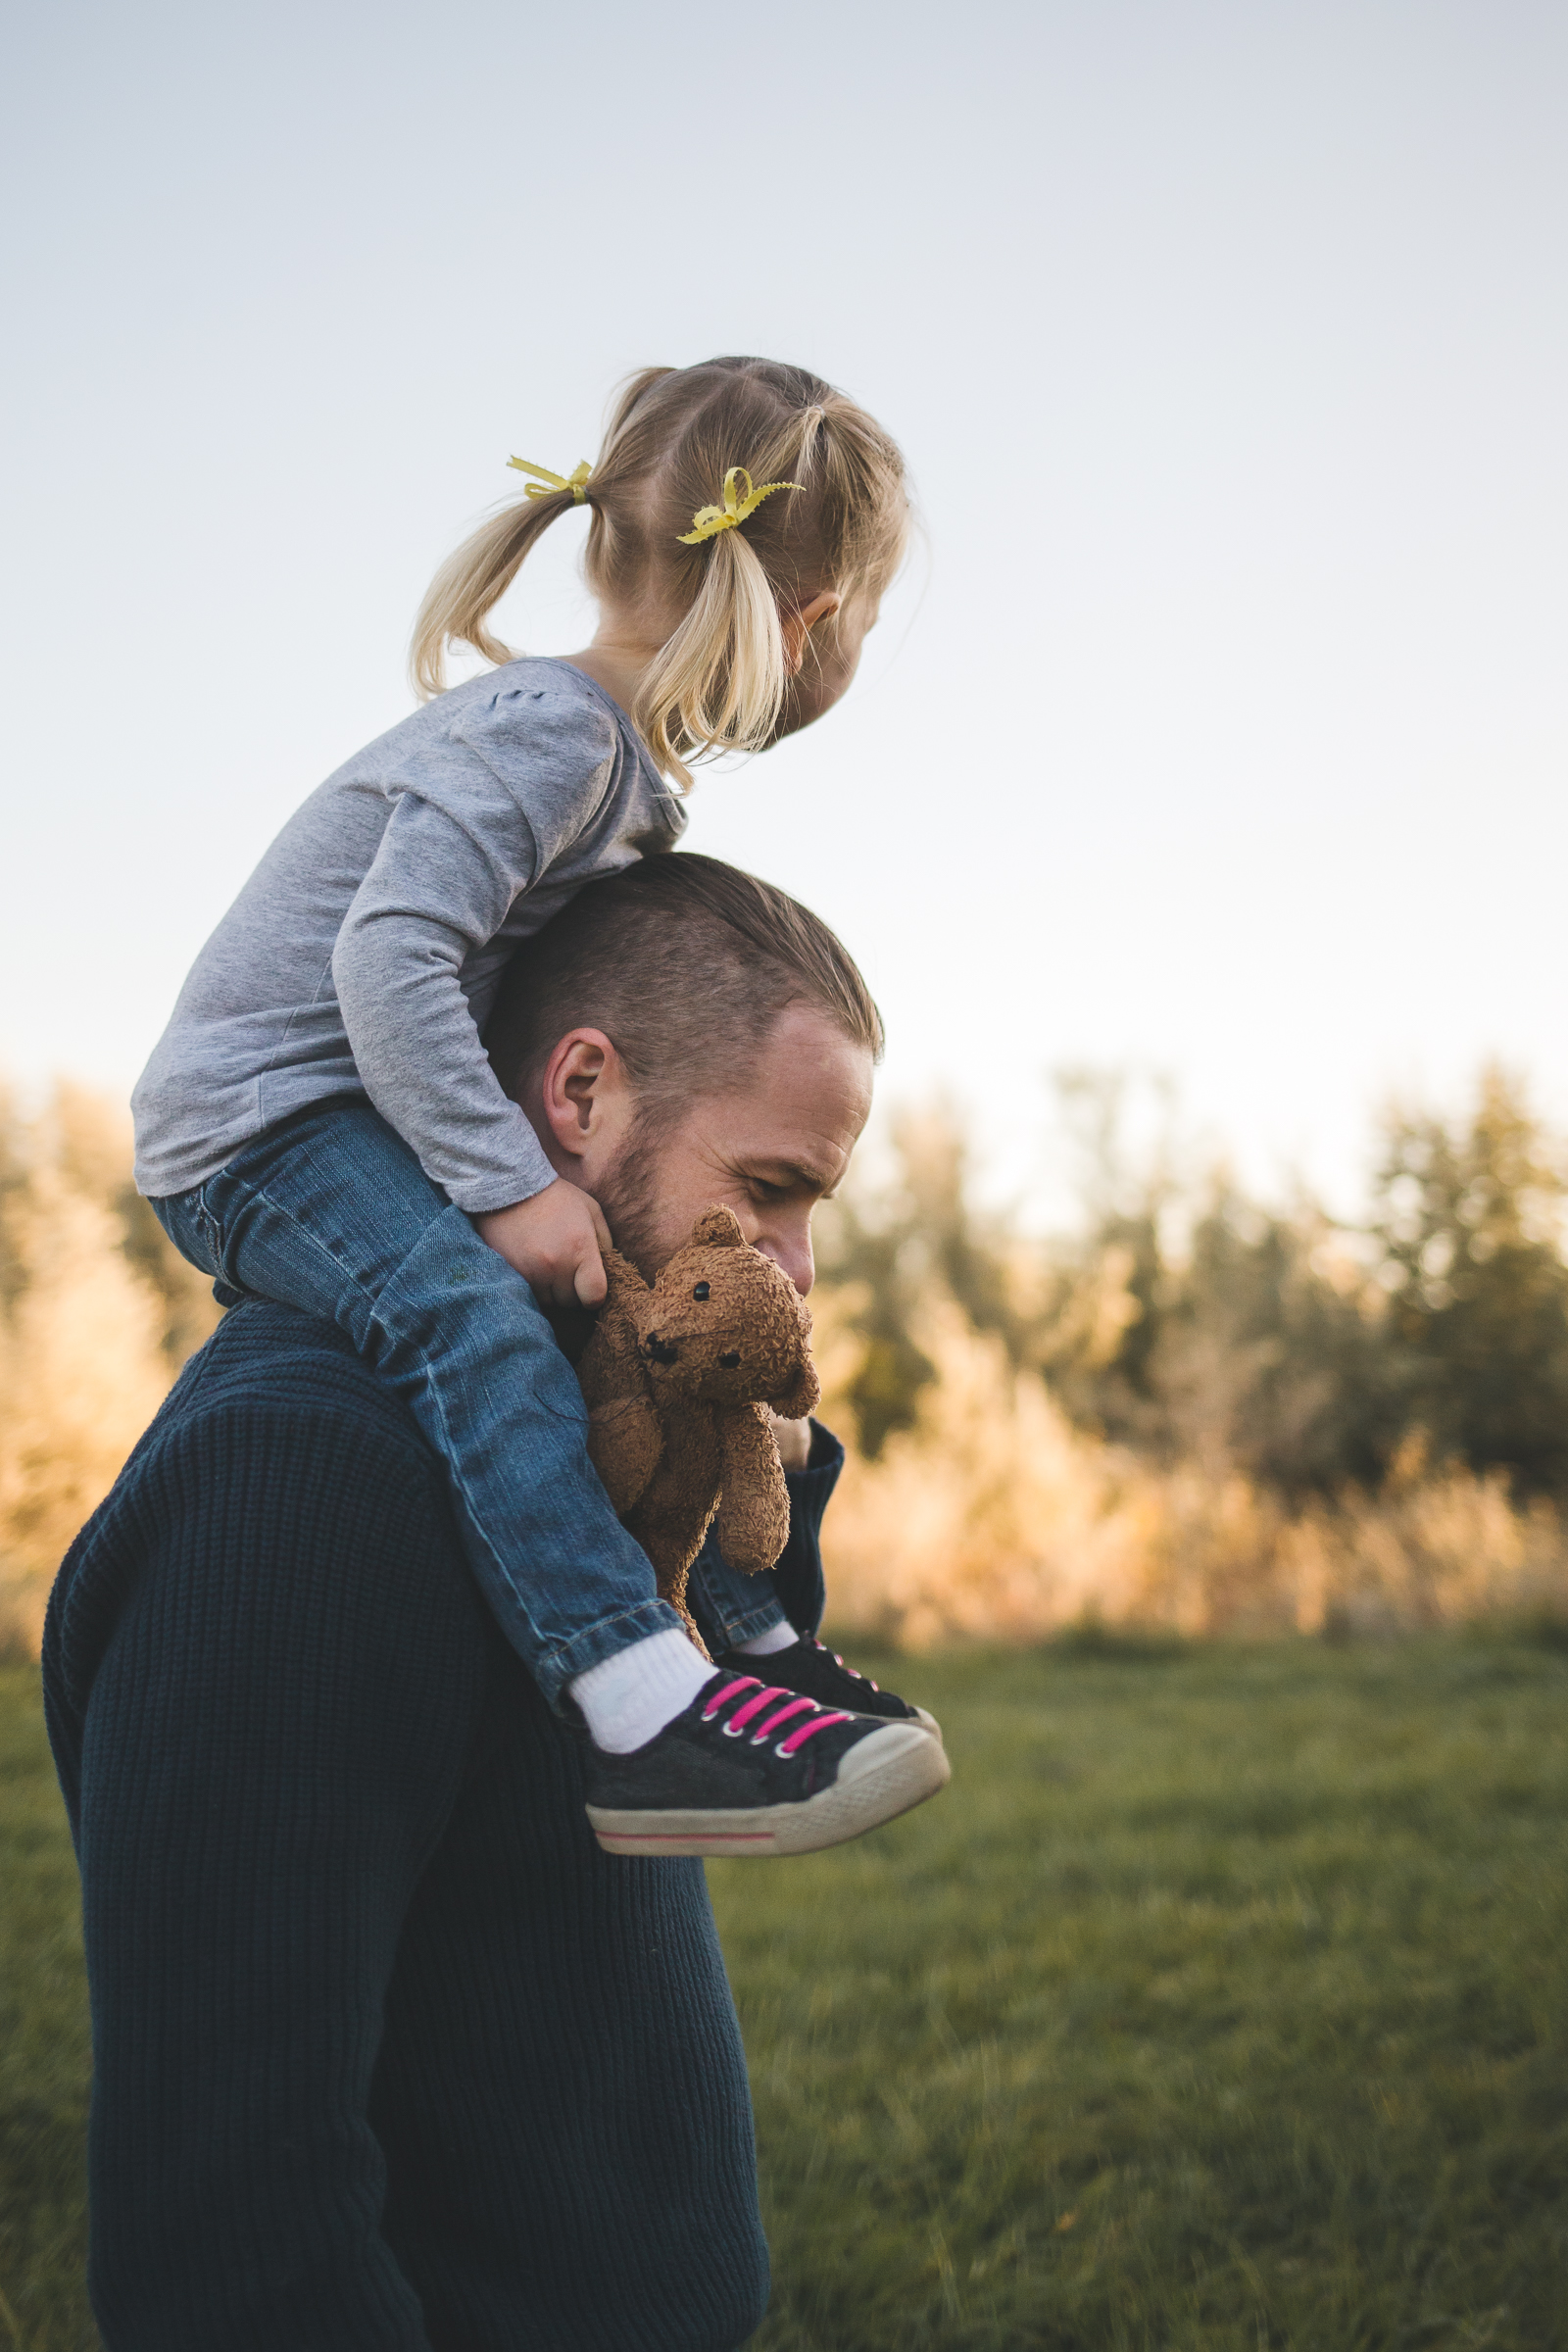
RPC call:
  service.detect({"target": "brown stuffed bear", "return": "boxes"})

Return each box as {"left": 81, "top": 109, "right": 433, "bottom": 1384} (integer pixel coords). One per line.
{"left": 577, "top": 1205, "right": 820, "bottom": 1650}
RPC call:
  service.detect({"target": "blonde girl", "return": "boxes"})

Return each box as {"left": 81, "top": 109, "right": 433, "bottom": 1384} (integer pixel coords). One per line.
{"left": 133, "top": 357, "right": 941, "bottom": 1856}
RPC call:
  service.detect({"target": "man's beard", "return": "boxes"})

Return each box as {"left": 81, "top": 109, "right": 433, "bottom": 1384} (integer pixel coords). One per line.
{"left": 593, "top": 1103, "right": 671, "bottom": 1279}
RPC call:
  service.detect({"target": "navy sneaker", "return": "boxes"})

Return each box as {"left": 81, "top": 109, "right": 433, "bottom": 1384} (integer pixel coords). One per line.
{"left": 583, "top": 1671, "right": 951, "bottom": 1858}
{"left": 711, "top": 1638, "right": 943, "bottom": 1743}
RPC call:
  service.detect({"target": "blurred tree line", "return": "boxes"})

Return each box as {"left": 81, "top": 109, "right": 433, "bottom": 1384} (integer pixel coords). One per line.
{"left": 0, "top": 1086, "right": 216, "bottom": 1372}
{"left": 8, "top": 1067, "right": 1568, "bottom": 1537}
{"left": 816, "top": 1066, "right": 1568, "bottom": 1503}
{"left": 1, "top": 1087, "right": 221, "bottom": 1653}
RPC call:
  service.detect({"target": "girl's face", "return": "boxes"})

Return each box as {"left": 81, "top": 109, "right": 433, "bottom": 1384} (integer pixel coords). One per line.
{"left": 773, "top": 593, "right": 880, "bottom": 742}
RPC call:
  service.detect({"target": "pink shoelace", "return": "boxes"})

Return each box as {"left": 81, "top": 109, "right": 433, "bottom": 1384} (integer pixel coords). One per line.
{"left": 819, "top": 1641, "right": 880, "bottom": 1692}
{"left": 701, "top": 1675, "right": 854, "bottom": 1755}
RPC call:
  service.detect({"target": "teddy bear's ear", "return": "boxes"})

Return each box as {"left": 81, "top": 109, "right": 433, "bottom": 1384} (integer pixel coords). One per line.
{"left": 688, "top": 1205, "right": 747, "bottom": 1249}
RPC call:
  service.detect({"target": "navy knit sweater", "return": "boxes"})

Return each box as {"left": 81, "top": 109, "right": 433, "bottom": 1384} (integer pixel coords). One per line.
{"left": 43, "top": 1300, "right": 839, "bottom": 2351}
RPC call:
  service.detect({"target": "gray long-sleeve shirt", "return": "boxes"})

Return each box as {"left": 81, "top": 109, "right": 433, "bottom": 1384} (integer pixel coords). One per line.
{"left": 131, "top": 661, "right": 686, "bottom": 1212}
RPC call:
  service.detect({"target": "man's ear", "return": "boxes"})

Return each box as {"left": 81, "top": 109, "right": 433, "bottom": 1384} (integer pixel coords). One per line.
{"left": 538, "top": 1029, "right": 623, "bottom": 1163}
{"left": 689, "top": 1205, "right": 747, "bottom": 1249}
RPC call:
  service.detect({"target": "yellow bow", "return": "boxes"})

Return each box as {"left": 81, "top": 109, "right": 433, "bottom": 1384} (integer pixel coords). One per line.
{"left": 508, "top": 457, "right": 592, "bottom": 502}
{"left": 677, "top": 466, "right": 799, "bottom": 545}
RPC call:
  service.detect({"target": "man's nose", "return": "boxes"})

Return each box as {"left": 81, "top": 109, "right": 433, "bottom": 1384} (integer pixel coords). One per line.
{"left": 758, "top": 1225, "right": 814, "bottom": 1298}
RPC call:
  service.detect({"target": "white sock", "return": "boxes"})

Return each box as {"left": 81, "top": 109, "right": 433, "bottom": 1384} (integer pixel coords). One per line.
{"left": 734, "top": 1619, "right": 799, "bottom": 1657}
{"left": 570, "top": 1629, "right": 714, "bottom": 1754}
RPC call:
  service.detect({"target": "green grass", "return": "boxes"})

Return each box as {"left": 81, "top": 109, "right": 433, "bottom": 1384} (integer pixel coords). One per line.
{"left": 0, "top": 1669, "right": 92, "bottom": 2352}
{"left": 5, "top": 1640, "right": 1568, "bottom": 2349}
{"left": 709, "top": 1636, "right": 1568, "bottom": 2351}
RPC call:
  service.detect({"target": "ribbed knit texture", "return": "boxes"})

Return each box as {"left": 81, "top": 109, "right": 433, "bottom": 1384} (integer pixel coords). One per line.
{"left": 42, "top": 1301, "right": 770, "bottom": 2352}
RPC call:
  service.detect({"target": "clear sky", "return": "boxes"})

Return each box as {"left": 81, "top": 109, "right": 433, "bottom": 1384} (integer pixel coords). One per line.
{"left": 4, "top": 0, "right": 1565, "bottom": 1218}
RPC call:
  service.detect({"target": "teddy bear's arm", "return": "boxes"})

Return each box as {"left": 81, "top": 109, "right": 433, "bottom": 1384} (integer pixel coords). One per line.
{"left": 711, "top": 1402, "right": 791, "bottom": 1576}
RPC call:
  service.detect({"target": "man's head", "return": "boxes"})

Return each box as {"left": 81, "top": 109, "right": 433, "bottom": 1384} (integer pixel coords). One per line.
{"left": 485, "top": 855, "right": 880, "bottom": 1294}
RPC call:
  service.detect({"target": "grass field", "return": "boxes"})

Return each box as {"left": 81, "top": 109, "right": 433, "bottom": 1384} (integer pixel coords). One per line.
{"left": 4, "top": 1636, "right": 1567, "bottom": 2350}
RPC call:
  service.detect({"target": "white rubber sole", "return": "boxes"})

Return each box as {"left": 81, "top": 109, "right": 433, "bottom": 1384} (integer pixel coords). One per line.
{"left": 587, "top": 1721, "right": 952, "bottom": 1858}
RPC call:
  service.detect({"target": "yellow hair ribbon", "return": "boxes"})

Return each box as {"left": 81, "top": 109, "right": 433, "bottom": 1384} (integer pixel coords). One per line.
{"left": 677, "top": 466, "right": 799, "bottom": 545}
{"left": 507, "top": 457, "right": 592, "bottom": 502}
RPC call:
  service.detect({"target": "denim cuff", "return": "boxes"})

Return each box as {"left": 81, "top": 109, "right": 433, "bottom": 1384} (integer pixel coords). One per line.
{"left": 686, "top": 1545, "right": 790, "bottom": 1652}
{"left": 535, "top": 1597, "right": 690, "bottom": 1712}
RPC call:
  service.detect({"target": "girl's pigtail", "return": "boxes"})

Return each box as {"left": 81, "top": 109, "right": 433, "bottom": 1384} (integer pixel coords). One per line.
{"left": 634, "top": 526, "right": 788, "bottom": 787}
{"left": 634, "top": 404, "right": 833, "bottom": 784}
{"left": 409, "top": 491, "right": 576, "bottom": 700}
{"left": 411, "top": 362, "right": 909, "bottom": 769}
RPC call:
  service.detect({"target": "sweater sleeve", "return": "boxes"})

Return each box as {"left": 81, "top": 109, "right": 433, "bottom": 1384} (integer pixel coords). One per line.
{"left": 331, "top": 689, "right": 619, "bottom": 1214}
{"left": 773, "top": 1420, "right": 846, "bottom": 1640}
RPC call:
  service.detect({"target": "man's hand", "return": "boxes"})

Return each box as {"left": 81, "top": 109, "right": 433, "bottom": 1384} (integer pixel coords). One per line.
{"left": 769, "top": 1412, "right": 811, "bottom": 1473}
{"left": 477, "top": 1180, "right": 612, "bottom": 1312}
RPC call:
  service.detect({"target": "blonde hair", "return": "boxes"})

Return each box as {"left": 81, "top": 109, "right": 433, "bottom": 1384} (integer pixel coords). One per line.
{"left": 410, "top": 359, "right": 910, "bottom": 787}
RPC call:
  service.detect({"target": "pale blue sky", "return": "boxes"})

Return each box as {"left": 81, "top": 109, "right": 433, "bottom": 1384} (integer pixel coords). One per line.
{"left": 3, "top": 0, "right": 1565, "bottom": 1215}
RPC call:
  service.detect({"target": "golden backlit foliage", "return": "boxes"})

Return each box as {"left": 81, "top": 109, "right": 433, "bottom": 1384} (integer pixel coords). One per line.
{"left": 3, "top": 1075, "right": 1567, "bottom": 1659}
{"left": 0, "top": 1087, "right": 219, "bottom": 1656}
{"left": 813, "top": 1289, "right": 1568, "bottom": 1647}
{"left": 811, "top": 1076, "right": 1568, "bottom": 1646}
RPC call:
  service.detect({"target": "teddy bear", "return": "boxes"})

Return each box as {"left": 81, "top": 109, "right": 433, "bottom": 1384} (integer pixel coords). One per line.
{"left": 576, "top": 1205, "right": 820, "bottom": 1650}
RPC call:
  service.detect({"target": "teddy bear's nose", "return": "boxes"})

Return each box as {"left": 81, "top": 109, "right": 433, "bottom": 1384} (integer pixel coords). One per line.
{"left": 718, "top": 1350, "right": 741, "bottom": 1369}
{"left": 643, "top": 1335, "right": 680, "bottom": 1366}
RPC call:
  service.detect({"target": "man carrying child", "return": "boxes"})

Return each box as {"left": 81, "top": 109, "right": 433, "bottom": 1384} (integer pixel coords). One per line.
{"left": 45, "top": 855, "right": 941, "bottom": 2351}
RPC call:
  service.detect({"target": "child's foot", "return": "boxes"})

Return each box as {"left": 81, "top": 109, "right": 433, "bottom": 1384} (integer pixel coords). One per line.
{"left": 713, "top": 1637, "right": 943, "bottom": 1742}
{"left": 582, "top": 1671, "right": 951, "bottom": 1858}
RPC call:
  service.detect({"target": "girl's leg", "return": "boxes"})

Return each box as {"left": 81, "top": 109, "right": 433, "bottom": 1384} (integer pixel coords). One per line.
{"left": 686, "top": 1536, "right": 793, "bottom": 1656}
{"left": 156, "top": 1099, "right": 679, "bottom": 1710}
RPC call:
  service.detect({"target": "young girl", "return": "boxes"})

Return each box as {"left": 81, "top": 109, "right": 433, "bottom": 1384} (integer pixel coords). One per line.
{"left": 133, "top": 356, "right": 948, "bottom": 1858}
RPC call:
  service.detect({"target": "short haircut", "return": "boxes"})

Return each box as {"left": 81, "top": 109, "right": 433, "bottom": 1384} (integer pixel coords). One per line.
{"left": 484, "top": 853, "right": 883, "bottom": 1120}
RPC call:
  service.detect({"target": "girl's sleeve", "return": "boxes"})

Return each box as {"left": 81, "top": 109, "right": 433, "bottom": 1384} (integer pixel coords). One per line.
{"left": 331, "top": 690, "right": 618, "bottom": 1214}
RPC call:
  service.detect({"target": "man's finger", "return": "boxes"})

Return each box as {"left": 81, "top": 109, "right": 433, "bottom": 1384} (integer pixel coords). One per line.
{"left": 584, "top": 1195, "right": 613, "bottom": 1254}
{"left": 769, "top": 1412, "right": 811, "bottom": 1471}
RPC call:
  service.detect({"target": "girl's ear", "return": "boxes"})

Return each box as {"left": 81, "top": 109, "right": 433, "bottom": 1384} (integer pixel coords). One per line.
{"left": 689, "top": 1205, "right": 746, "bottom": 1248}
{"left": 780, "top": 589, "right": 842, "bottom": 676}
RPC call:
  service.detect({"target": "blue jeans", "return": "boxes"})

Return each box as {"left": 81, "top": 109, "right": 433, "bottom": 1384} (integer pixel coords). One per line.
{"left": 152, "top": 1099, "right": 681, "bottom": 1709}
{"left": 687, "top": 1536, "right": 792, "bottom": 1652}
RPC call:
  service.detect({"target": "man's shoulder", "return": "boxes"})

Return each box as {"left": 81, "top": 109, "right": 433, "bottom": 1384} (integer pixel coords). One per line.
{"left": 162, "top": 1301, "right": 428, "bottom": 1443}
{"left": 57, "top": 1302, "right": 445, "bottom": 1596}
{"left": 47, "top": 1305, "right": 457, "bottom": 1712}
